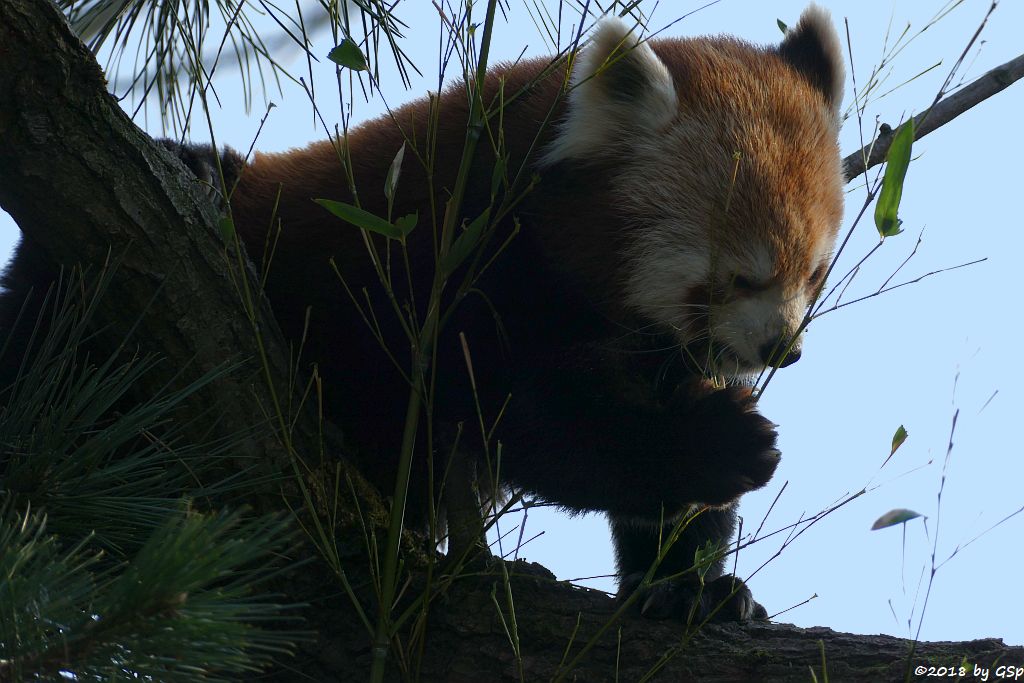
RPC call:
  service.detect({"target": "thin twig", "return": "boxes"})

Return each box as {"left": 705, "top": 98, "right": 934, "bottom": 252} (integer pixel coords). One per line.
{"left": 842, "top": 51, "right": 1024, "bottom": 180}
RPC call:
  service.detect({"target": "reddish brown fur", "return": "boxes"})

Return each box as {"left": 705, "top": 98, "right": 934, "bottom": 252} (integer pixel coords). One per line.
{"left": 230, "top": 56, "right": 629, "bottom": 326}
{"left": 233, "top": 35, "right": 842, "bottom": 339}
{"left": 654, "top": 38, "right": 842, "bottom": 285}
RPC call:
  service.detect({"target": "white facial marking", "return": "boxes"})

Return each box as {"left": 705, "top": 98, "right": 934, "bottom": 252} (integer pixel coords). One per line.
{"left": 713, "top": 288, "right": 808, "bottom": 371}
{"left": 624, "top": 218, "right": 709, "bottom": 330}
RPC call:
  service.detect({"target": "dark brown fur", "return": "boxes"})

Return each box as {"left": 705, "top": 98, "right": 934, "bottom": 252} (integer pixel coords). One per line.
{"left": 1, "top": 8, "right": 846, "bottom": 622}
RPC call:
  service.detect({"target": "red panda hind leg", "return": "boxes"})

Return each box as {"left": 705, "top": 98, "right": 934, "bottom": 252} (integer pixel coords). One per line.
{"left": 612, "top": 508, "right": 768, "bottom": 622}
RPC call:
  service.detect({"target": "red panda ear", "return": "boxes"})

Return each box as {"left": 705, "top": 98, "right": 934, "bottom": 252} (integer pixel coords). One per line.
{"left": 541, "top": 18, "right": 677, "bottom": 165}
{"left": 778, "top": 4, "right": 845, "bottom": 116}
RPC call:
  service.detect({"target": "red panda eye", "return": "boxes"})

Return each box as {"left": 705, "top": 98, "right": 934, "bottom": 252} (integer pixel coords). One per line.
{"left": 732, "top": 275, "right": 756, "bottom": 291}
{"left": 808, "top": 264, "right": 827, "bottom": 287}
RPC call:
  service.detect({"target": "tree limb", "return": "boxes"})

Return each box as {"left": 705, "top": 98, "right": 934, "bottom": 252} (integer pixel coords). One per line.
{"left": 842, "top": 52, "right": 1024, "bottom": 180}
{"left": 297, "top": 559, "right": 1024, "bottom": 682}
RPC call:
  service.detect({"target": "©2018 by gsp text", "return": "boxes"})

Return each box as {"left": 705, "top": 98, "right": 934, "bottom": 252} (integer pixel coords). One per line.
{"left": 915, "top": 664, "right": 1024, "bottom": 680}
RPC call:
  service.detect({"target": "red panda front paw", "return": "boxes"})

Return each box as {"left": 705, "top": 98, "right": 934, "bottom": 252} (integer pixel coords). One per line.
{"left": 673, "top": 384, "right": 780, "bottom": 505}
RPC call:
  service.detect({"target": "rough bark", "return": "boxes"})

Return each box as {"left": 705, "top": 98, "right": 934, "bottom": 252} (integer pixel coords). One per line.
{"left": 1, "top": 1, "right": 1022, "bottom": 681}
{"left": 287, "top": 559, "right": 1024, "bottom": 682}
{"left": 0, "top": 0, "right": 324, "bottom": 502}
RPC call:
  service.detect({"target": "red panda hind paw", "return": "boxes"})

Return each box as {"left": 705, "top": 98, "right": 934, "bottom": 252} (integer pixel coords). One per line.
{"left": 630, "top": 574, "right": 767, "bottom": 623}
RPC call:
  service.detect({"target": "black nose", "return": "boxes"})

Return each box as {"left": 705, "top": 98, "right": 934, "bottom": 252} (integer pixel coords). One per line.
{"left": 760, "top": 342, "right": 802, "bottom": 368}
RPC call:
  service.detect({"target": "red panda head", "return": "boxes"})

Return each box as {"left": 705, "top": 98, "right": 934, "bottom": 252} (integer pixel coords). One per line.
{"left": 543, "top": 5, "right": 845, "bottom": 376}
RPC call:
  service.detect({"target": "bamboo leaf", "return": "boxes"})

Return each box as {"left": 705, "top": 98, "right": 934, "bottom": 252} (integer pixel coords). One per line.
{"left": 394, "top": 212, "right": 418, "bottom": 237}
{"left": 890, "top": 425, "right": 909, "bottom": 456}
{"left": 442, "top": 209, "right": 490, "bottom": 275}
{"left": 384, "top": 143, "right": 406, "bottom": 204}
{"left": 218, "top": 216, "right": 236, "bottom": 242}
{"left": 874, "top": 120, "right": 914, "bottom": 238}
{"left": 315, "top": 199, "right": 403, "bottom": 240}
{"left": 491, "top": 157, "right": 507, "bottom": 199}
{"left": 327, "top": 39, "right": 368, "bottom": 71}
{"left": 871, "top": 508, "right": 923, "bottom": 530}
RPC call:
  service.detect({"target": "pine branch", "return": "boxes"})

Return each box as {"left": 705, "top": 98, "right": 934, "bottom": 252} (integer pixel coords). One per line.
{"left": 0, "top": 506, "right": 301, "bottom": 682}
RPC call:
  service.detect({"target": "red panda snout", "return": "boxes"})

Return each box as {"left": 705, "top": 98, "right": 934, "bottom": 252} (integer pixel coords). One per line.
{"left": 759, "top": 337, "right": 803, "bottom": 368}
{"left": 706, "top": 285, "right": 809, "bottom": 374}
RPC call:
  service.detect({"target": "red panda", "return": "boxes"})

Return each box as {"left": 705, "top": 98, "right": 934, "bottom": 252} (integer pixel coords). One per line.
{"left": 0, "top": 5, "right": 845, "bottom": 622}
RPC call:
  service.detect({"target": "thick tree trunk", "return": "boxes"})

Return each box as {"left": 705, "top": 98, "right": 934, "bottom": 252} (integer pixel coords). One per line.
{"left": 0, "top": 0, "right": 318, "bottom": 498}
{"left": 1, "top": 1, "right": 1021, "bottom": 681}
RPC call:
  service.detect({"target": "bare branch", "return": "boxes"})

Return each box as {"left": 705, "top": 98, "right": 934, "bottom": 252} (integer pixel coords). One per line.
{"left": 842, "top": 52, "right": 1024, "bottom": 180}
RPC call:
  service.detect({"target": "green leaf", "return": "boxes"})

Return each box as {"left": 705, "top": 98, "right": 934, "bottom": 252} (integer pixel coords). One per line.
{"left": 217, "top": 216, "right": 236, "bottom": 241}
{"left": 890, "top": 425, "right": 908, "bottom": 456}
{"left": 442, "top": 209, "right": 490, "bottom": 275}
{"left": 316, "top": 199, "right": 403, "bottom": 240}
{"left": 327, "top": 39, "right": 368, "bottom": 71}
{"left": 874, "top": 120, "right": 914, "bottom": 238}
{"left": 384, "top": 143, "right": 406, "bottom": 204}
{"left": 871, "top": 508, "right": 923, "bottom": 530}
{"left": 693, "top": 540, "right": 724, "bottom": 580}
{"left": 490, "top": 157, "right": 507, "bottom": 199}
{"left": 394, "top": 212, "right": 418, "bottom": 237}
{"left": 777, "top": 19, "right": 788, "bottom": 34}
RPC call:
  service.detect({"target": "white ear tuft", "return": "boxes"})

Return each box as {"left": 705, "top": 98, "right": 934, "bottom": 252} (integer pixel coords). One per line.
{"left": 541, "top": 19, "right": 678, "bottom": 165}
{"left": 779, "top": 4, "right": 845, "bottom": 115}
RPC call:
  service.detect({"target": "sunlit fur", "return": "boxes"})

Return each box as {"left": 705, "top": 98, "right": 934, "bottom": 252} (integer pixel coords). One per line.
{"left": 540, "top": 19, "right": 677, "bottom": 165}
{"left": 545, "top": 7, "right": 845, "bottom": 375}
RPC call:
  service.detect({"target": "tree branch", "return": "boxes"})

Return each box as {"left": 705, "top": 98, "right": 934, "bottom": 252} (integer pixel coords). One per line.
{"left": 297, "top": 559, "right": 1024, "bottom": 682}
{"left": 842, "top": 52, "right": 1024, "bottom": 181}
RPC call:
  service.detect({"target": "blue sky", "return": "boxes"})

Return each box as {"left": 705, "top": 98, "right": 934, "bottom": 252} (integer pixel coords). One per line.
{"left": 2, "top": 0, "right": 1022, "bottom": 647}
